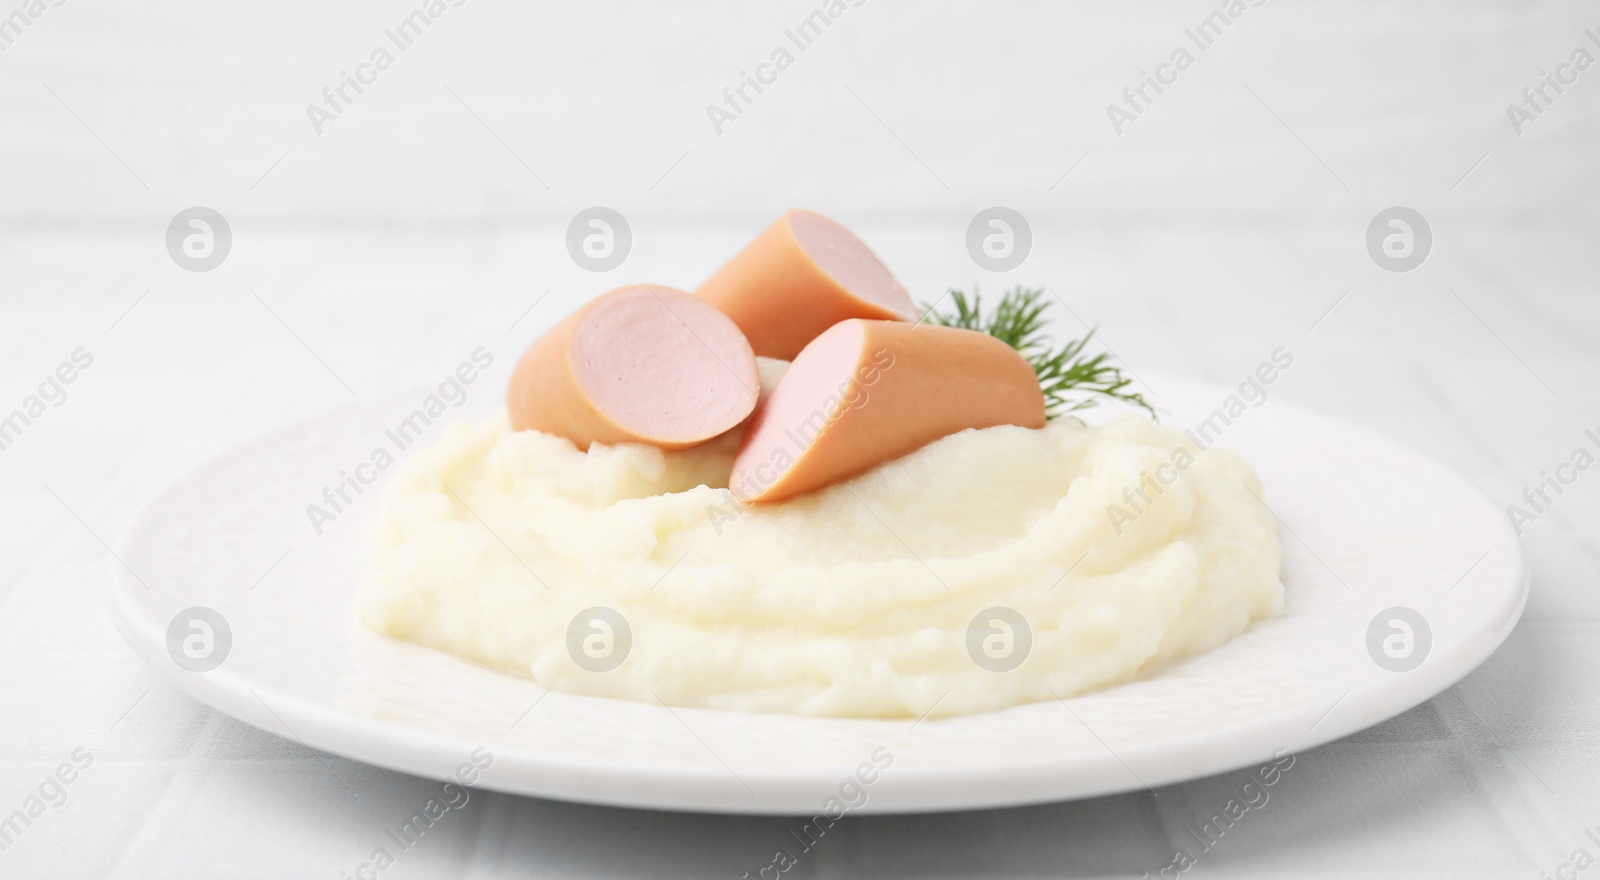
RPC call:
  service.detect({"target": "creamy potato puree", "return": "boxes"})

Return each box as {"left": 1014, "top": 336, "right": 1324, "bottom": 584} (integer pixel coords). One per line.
{"left": 357, "top": 403, "right": 1284, "bottom": 719}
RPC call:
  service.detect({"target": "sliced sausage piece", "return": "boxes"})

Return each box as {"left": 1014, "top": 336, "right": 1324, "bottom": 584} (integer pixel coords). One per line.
{"left": 696, "top": 209, "right": 916, "bottom": 360}
{"left": 507, "top": 285, "right": 760, "bottom": 450}
{"left": 731, "top": 319, "right": 1045, "bottom": 503}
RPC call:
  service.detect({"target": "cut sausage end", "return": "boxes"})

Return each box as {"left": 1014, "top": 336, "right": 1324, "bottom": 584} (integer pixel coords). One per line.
{"left": 731, "top": 321, "right": 869, "bottom": 503}
{"left": 787, "top": 210, "right": 915, "bottom": 320}
{"left": 507, "top": 284, "right": 760, "bottom": 450}
{"left": 571, "top": 286, "right": 759, "bottom": 446}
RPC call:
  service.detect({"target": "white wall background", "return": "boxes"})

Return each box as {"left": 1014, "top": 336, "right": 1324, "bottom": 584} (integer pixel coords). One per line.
{"left": 3, "top": 0, "right": 1596, "bottom": 225}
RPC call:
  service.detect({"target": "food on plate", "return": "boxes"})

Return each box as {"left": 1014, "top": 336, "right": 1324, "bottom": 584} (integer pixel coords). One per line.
{"left": 505, "top": 284, "right": 758, "bottom": 450}
{"left": 731, "top": 319, "right": 1045, "bottom": 503}
{"left": 356, "top": 412, "right": 1283, "bottom": 718}
{"left": 357, "top": 213, "right": 1285, "bottom": 720}
{"left": 696, "top": 209, "right": 916, "bottom": 360}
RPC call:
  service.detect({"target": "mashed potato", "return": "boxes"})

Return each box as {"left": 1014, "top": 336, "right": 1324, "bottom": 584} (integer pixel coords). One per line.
{"left": 357, "top": 402, "right": 1283, "bottom": 719}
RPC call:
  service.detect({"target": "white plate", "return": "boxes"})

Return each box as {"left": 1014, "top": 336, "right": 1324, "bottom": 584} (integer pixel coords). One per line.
{"left": 109, "top": 377, "right": 1526, "bottom": 815}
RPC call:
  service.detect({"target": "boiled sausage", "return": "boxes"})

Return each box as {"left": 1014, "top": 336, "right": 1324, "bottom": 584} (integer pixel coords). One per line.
{"left": 507, "top": 285, "right": 760, "bottom": 450}
{"left": 731, "top": 319, "right": 1045, "bottom": 502}
{"left": 697, "top": 210, "right": 916, "bottom": 360}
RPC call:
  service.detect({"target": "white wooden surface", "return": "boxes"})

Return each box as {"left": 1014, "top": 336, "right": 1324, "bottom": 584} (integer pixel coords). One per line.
{"left": 1, "top": 1, "right": 1597, "bottom": 877}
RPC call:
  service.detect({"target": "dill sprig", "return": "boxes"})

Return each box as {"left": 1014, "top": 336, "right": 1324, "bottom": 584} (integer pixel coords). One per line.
{"left": 921, "top": 286, "right": 1155, "bottom": 420}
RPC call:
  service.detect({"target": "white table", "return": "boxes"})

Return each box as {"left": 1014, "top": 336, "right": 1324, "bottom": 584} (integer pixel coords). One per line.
{"left": 2, "top": 1, "right": 1596, "bottom": 876}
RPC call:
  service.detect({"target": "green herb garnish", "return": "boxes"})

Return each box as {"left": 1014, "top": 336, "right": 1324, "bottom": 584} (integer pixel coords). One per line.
{"left": 921, "top": 286, "right": 1155, "bottom": 420}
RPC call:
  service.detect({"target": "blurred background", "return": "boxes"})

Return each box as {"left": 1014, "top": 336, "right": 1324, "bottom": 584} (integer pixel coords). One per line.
{"left": 2, "top": 0, "right": 1597, "bottom": 876}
